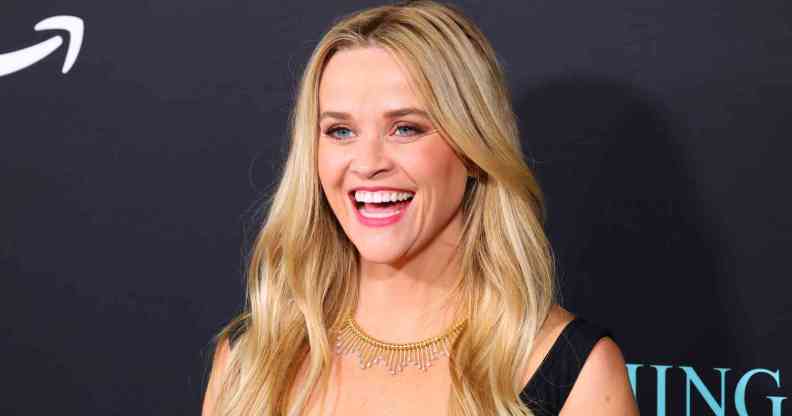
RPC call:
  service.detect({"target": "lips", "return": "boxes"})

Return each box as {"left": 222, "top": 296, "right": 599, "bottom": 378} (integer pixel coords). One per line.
{"left": 347, "top": 188, "right": 415, "bottom": 227}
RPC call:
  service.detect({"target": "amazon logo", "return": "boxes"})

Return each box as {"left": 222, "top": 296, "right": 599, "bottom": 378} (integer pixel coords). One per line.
{"left": 0, "top": 15, "right": 84, "bottom": 78}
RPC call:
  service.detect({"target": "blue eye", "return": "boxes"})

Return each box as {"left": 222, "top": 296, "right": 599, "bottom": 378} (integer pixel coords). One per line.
{"left": 323, "top": 124, "right": 426, "bottom": 140}
{"left": 394, "top": 125, "right": 423, "bottom": 136}
{"left": 326, "top": 126, "right": 353, "bottom": 139}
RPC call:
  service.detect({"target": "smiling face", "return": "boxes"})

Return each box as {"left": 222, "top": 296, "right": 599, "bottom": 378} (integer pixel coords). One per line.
{"left": 317, "top": 46, "right": 469, "bottom": 265}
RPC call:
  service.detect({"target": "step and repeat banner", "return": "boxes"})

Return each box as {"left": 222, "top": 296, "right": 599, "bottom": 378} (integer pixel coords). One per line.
{"left": 2, "top": 1, "right": 790, "bottom": 414}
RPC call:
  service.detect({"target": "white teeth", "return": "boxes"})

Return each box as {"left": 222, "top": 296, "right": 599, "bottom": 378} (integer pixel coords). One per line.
{"left": 353, "top": 190, "right": 415, "bottom": 203}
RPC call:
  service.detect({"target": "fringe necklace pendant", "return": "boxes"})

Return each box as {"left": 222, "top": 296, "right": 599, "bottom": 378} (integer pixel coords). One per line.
{"left": 333, "top": 315, "right": 467, "bottom": 375}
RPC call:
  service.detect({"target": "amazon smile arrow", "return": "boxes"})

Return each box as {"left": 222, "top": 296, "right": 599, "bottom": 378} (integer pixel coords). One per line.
{"left": 0, "top": 15, "right": 84, "bottom": 78}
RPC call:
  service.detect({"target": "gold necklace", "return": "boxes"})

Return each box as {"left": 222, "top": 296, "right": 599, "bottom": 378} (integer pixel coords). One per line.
{"left": 333, "top": 315, "right": 467, "bottom": 375}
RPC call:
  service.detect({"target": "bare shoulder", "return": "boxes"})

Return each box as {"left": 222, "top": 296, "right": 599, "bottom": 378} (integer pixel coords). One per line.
{"left": 559, "top": 335, "right": 639, "bottom": 415}
{"left": 536, "top": 304, "right": 576, "bottom": 349}
{"left": 202, "top": 338, "right": 232, "bottom": 416}
{"left": 521, "top": 304, "right": 576, "bottom": 386}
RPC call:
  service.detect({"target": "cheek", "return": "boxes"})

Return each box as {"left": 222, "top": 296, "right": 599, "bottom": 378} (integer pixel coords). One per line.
{"left": 407, "top": 139, "right": 467, "bottom": 192}
{"left": 317, "top": 146, "right": 350, "bottom": 212}
{"left": 317, "top": 146, "right": 342, "bottom": 187}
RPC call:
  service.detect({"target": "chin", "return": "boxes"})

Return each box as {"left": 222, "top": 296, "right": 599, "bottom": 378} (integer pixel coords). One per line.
{"left": 354, "top": 246, "right": 410, "bottom": 265}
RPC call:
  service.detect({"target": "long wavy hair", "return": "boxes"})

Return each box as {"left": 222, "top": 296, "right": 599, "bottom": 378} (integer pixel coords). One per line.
{"left": 207, "top": 1, "right": 556, "bottom": 415}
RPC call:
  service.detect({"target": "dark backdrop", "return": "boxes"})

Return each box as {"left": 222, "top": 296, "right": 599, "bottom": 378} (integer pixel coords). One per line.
{"left": 2, "top": 1, "right": 790, "bottom": 414}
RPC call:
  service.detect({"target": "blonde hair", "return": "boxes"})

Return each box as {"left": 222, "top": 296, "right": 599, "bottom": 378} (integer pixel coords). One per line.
{"left": 207, "top": 1, "right": 556, "bottom": 414}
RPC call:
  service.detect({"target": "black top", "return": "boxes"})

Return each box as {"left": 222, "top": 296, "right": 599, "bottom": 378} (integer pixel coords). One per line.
{"left": 225, "top": 316, "right": 612, "bottom": 415}
{"left": 519, "top": 317, "right": 614, "bottom": 415}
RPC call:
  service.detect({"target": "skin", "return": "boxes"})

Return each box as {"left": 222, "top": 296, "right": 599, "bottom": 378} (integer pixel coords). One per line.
{"left": 316, "top": 46, "right": 469, "bottom": 342}
{"left": 202, "top": 46, "right": 639, "bottom": 415}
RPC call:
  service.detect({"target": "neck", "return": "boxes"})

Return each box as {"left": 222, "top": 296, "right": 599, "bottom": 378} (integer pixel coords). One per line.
{"left": 352, "top": 220, "right": 467, "bottom": 343}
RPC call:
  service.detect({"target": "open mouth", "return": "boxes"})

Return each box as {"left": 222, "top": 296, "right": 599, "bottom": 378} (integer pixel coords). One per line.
{"left": 348, "top": 190, "right": 415, "bottom": 220}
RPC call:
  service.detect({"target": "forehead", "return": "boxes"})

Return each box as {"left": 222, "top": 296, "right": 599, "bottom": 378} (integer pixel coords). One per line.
{"left": 318, "top": 46, "right": 424, "bottom": 112}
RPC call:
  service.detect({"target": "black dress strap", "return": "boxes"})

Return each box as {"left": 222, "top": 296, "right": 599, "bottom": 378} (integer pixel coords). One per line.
{"left": 519, "top": 317, "right": 614, "bottom": 415}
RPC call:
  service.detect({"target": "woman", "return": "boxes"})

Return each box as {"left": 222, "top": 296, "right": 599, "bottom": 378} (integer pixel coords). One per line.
{"left": 203, "top": 1, "right": 638, "bottom": 415}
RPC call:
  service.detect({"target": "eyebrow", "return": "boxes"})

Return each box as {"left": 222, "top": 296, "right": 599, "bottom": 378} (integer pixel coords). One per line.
{"left": 318, "top": 107, "right": 430, "bottom": 122}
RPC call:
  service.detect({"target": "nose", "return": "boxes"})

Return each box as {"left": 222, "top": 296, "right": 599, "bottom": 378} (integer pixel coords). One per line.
{"left": 350, "top": 131, "right": 394, "bottom": 178}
